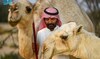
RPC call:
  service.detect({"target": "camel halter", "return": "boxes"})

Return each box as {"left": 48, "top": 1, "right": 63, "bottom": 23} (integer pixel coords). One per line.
{"left": 32, "top": 22, "right": 38, "bottom": 59}
{"left": 32, "top": 1, "right": 38, "bottom": 59}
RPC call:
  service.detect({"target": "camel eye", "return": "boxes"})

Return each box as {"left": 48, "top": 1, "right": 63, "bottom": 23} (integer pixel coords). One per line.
{"left": 60, "top": 35, "right": 68, "bottom": 40}
{"left": 26, "top": 6, "right": 32, "bottom": 13}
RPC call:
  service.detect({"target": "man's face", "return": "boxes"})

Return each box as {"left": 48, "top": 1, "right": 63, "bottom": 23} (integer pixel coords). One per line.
{"left": 44, "top": 18, "right": 58, "bottom": 31}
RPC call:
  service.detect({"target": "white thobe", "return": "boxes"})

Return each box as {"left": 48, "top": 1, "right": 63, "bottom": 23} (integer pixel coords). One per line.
{"left": 37, "top": 26, "right": 59, "bottom": 47}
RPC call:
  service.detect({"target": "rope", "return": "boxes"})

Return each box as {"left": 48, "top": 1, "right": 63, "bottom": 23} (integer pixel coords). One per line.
{"left": 33, "top": 22, "right": 38, "bottom": 59}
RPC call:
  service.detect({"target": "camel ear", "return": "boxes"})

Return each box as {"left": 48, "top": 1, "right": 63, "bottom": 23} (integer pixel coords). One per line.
{"left": 76, "top": 26, "right": 83, "bottom": 33}
{"left": 73, "top": 25, "right": 83, "bottom": 35}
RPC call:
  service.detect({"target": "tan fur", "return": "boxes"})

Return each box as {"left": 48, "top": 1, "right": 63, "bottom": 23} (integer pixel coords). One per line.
{"left": 16, "top": 1, "right": 36, "bottom": 59}
{"left": 8, "top": 1, "right": 35, "bottom": 59}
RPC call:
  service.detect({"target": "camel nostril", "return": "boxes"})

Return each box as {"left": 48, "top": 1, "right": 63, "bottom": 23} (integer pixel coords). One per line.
{"left": 60, "top": 35, "right": 68, "bottom": 40}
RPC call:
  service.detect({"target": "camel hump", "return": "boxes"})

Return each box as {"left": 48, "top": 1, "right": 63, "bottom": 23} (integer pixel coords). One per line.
{"left": 52, "top": 0, "right": 95, "bottom": 32}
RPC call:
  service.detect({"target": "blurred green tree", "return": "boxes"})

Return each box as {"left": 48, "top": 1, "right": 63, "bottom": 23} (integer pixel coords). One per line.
{"left": 0, "top": 4, "right": 9, "bottom": 23}
{"left": 85, "top": 0, "right": 100, "bottom": 37}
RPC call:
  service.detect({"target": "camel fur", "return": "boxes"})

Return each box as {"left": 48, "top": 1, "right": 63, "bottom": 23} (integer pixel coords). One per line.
{"left": 40, "top": 22, "right": 100, "bottom": 59}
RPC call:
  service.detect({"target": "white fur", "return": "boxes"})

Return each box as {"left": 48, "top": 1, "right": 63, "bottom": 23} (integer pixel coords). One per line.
{"left": 40, "top": 22, "right": 100, "bottom": 59}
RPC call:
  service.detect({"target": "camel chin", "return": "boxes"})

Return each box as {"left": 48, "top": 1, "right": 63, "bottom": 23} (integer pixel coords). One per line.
{"left": 8, "top": 15, "right": 21, "bottom": 27}
{"left": 8, "top": 12, "right": 21, "bottom": 27}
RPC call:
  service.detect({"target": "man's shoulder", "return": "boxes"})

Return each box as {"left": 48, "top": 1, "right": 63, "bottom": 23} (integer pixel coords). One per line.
{"left": 37, "top": 28, "right": 47, "bottom": 34}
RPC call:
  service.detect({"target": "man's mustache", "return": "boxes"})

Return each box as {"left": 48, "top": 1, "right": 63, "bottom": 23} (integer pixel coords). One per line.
{"left": 47, "top": 23, "right": 55, "bottom": 26}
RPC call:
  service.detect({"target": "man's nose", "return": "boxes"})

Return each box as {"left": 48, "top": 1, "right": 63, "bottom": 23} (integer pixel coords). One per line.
{"left": 48, "top": 18, "right": 52, "bottom": 23}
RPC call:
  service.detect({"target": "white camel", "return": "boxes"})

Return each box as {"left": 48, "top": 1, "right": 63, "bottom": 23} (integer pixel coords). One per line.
{"left": 8, "top": 0, "right": 95, "bottom": 59}
{"left": 41, "top": 22, "right": 100, "bottom": 59}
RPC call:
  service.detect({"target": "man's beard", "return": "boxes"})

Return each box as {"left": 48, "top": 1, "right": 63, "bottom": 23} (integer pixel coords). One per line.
{"left": 46, "top": 23, "right": 57, "bottom": 31}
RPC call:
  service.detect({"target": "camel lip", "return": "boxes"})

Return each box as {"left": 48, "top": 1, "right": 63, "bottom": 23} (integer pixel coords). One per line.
{"left": 8, "top": 17, "right": 21, "bottom": 27}
{"left": 8, "top": 20, "right": 20, "bottom": 27}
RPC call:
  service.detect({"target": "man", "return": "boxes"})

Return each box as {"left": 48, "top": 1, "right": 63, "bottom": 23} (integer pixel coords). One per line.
{"left": 37, "top": 7, "right": 77, "bottom": 59}
{"left": 37, "top": 7, "right": 62, "bottom": 47}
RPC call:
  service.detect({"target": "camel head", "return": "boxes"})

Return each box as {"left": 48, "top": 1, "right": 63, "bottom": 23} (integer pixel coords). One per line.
{"left": 54, "top": 22, "right": 83, "bottom": 51}
{"left": 8, "top": 0, "right": 37, "bottom": 27}
{"left": 8, "top": 0, "right": 55, "bottom": 28}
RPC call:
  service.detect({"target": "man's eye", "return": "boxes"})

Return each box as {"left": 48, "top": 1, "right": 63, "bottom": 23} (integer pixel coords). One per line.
{"left": 51, "top": 18, "right": 57, "bottom": 20}
{"left": 51, "top": 18, "right": 55, "bottom": 19}
{"left": 44, "top": 18, "right": 49, "bottom": 20}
